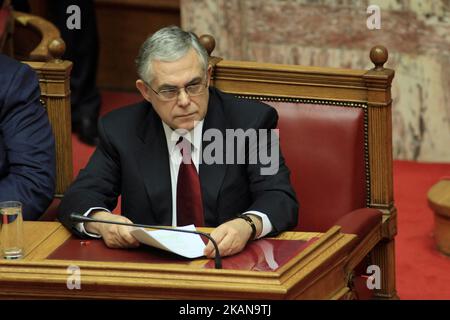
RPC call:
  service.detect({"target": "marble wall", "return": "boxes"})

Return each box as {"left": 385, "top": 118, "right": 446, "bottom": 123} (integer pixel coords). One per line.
{"left": 181, "top": 0, "right": 450, "bottom": 162}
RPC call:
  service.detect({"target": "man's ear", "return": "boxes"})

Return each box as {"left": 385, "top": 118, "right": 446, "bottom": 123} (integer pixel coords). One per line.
{"left": 136, "top": 79, "right": 152, "bottom": 102}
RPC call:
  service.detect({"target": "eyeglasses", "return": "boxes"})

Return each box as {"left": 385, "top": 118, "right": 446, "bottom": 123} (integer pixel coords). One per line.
{"left": 147, "top": 81, "right": 208, "bottom": 101}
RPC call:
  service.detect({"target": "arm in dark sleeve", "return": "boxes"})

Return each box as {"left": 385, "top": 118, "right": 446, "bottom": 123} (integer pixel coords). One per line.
{"left": 58, "top": 119, "right": 121, "bottom": 237}
{"left": 0, "top": 63, "right": 56, "bottom": 220}
{"left": 245, "top": 106, "right": 299, "bottom": 235}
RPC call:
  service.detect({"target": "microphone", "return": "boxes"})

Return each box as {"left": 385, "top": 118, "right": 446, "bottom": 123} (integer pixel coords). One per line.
{"left": 69, "top": 212, "right": 222, "bottom": 269}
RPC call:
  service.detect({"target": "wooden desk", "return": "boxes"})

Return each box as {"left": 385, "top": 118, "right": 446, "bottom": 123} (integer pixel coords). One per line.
{"left": 0, "top": 222, "right": 356, "bottom": 299}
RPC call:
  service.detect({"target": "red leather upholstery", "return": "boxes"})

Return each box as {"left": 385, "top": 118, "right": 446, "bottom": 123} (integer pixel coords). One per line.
{"left": 266, "top": 101, "right": 379, "bottom": 235}
{"left": 48, "top": 236, "right": 318, "bottom": 271}
{"left": 335, "top": 208, "right": 381, "bottom": 240}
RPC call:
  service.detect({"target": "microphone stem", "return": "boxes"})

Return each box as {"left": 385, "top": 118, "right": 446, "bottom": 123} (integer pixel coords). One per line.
{"left": 78, "top": 217, "right": 222, "bottom": 269}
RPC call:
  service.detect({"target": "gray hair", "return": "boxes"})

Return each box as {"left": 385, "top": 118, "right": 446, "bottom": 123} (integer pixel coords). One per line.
{"left": 135, "top": 26, "right": 209, "bottom": 84}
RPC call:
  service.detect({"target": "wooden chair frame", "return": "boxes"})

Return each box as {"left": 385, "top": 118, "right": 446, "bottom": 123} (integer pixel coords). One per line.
{"left": 11, "top": 11, "right": 74, "bottom": 203}
{"left": 200, "top": 36, "right": 397, "bottom": 299}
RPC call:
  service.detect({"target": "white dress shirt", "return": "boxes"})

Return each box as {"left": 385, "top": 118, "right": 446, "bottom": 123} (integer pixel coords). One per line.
{"left": 77, "top": 120, "right": 273, "bottom": 238}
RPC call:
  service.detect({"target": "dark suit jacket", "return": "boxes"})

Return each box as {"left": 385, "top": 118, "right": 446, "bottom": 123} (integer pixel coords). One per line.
{"left": 0, "top": 54, "right": 56, "bottom": 220}
{"left": 59, "top": 87, "right": 298, "bottom": 236}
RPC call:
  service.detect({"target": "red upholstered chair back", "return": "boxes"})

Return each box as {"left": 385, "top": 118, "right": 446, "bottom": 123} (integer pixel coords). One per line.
{"left": 264, "top": 101, "right": 367, "bottom": 232}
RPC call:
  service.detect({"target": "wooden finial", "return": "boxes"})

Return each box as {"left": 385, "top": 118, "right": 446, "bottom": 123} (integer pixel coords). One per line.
{"left": 48, "top": 38, "right": 66, "bottom": 62}
{"left": 370, "top": 45, "right": 388, "bottom": 70}
{"left": 199, "top": 34, "right": 216, "bottom": 56}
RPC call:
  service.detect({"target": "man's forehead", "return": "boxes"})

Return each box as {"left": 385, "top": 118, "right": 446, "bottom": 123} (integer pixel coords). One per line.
{"left": 150, "top": 50, "right": 204, "bottom": 85}
{"left": 152, "top": 68, "right": 204, "bottom": 87}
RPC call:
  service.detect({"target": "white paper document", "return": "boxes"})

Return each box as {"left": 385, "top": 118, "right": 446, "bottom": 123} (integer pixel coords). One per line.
{"left": 130, "top": 224, "right": 206, "bottom": 258}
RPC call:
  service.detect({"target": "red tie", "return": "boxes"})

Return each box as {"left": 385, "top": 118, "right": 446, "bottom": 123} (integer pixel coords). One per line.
{"left": 176, "top": 137, "right": 204, "bottom": 226}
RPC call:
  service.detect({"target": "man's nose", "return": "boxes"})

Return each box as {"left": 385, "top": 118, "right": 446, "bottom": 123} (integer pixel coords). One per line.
{"left": 177, "top": 88, "right": 191, "bottom": 107}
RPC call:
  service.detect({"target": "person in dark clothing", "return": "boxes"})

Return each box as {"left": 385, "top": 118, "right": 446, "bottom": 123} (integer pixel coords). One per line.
{"left": 0, "top": 54, "right": 56, "bottom": 220}
{"left": 47, "top": 0, "right": 101, "bottom": 146}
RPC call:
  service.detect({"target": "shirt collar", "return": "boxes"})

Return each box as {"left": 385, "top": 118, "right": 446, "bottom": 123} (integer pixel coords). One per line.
{"left": 162, "top": 120, "right": 204, "bottom": 155}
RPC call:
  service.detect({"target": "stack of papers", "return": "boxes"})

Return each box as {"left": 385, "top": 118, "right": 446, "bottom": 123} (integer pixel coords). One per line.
{"left": 130, "top": 224, "right": 206, "bottom": 258}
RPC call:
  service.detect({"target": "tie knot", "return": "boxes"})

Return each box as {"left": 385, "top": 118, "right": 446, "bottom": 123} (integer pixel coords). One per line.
{"left": 177, "top": 137, "right": 192, "bottom": 157}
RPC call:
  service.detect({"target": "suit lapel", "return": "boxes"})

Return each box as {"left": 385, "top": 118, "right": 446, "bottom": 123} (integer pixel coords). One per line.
{"left": 136, "top": 104, "right": 172, "bottom": 225}
{"left": 200, "top": 89, "right": 228, "bottom": 226}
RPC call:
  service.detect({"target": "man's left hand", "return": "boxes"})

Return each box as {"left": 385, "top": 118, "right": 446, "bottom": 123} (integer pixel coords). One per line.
{"left": 204, "top": 215, "right": 262, "bottom": 258}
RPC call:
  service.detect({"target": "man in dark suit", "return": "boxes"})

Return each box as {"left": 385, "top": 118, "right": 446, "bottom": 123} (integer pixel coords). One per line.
{"left": 58, "top": 26, "right": 298, "bottom": 258}
{"left": 0, "top": 54, "right": 56, "bottom": 220}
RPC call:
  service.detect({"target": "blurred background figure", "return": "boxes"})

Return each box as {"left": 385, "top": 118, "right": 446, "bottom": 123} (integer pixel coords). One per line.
{"left": 10, "top": 0, "right": 101, "bottom": 145}
{"left": 47, "top": 0, "right": 101, "bottom": 146}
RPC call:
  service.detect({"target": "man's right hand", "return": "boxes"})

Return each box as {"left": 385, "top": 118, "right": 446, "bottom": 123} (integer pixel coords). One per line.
{"left": 85, "top": 211, "right": 140, "bottom": 249}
